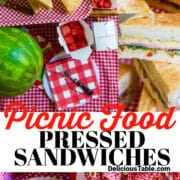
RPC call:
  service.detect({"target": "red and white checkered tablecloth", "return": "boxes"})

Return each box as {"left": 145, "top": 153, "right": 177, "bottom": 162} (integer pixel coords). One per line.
{"left": 1, "top": 172, "right": 76, "bottom": 180}
{"left": 1, "top": 172, "right": 180, "bottom": 180}
{"left": 83, "top": 172, "right": 175, "bottom": 180}
{"left": 0, "top": 16, "right": 119, "bottom": 112}
{"left": 102, "top": 172, "right": 121, "bottom": 180}
{"left": 0, "top": 0, "right": 93, "bottom": 27}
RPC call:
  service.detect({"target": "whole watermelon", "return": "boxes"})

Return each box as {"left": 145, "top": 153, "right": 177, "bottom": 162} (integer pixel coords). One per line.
{"left": 0, "top": 27, "right": 43, "bottom": 97}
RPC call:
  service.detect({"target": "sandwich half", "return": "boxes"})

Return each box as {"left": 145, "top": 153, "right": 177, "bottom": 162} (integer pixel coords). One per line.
{"left": 119, "top": 13, "right": 180, "bottom": 63}
{"left": 60, "top": 0, "right": 83, "bottom": 13}
{"left": 28, "top": 0, "right": 53, "bottom": 13}
{"left": 134, "top": 59, "right": 180, "bottom": 110}
{"left": 119, "top": 63, "right": 138, "bottom": 103}
{"left": 138, "top": 86, "right": 158, "bottom": 112}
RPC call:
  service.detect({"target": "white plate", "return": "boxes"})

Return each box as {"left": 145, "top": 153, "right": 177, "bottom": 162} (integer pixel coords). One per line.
{"left": 43, "top": 52, "right": 100, "bottom": 107}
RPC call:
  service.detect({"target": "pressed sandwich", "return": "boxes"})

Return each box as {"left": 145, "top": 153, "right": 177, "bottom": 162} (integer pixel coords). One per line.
{"left": 60, "top": 0, "right": 83, "bottom": 13}
{"left": 134, "top": 59, "right": 180, "bottom": 110}
{"left": 28, "top": 0, "right": 53, "bottom": 13}
{"left": 119, "top": 13, "right": 180, "bottom": 63}
{"left": 119, "top": 63, "right": 138, "bottom": 103}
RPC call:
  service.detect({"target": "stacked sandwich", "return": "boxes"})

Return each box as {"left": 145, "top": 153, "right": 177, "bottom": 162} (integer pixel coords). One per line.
{"left": 119, "top": 13, "right": 180, "bottom": 112}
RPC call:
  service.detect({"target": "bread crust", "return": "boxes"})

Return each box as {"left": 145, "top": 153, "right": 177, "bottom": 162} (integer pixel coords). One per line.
{"left": 168, "top": 0, "right": 180, "bottom": 6}
{"left": 31, "top": 0, "right": 53, "bottom": 10}
{"left": 138, "top": 86, "right": 158, "bottom": 112}
{"left": 118, "top": 0, "right": 152, "bottom": 13}
{"left": 146, "top": 0, "right": 180, "bottom": 13}
{"left": 60, "top": 0, "right": 83, "bottom": 13}
{"left": 121, "top": 13, "right": 180, "bottom": 27}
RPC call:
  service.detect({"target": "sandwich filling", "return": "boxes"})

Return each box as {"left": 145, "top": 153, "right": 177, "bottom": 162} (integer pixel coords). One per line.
{"left": 119, "top": 13, "right": 180, "bottom": 62}
{"left": 134, "top": 60, "right": 168, "bottom": 110}
{"left": 119, "top": 45, "right": 180, "bottom": 63}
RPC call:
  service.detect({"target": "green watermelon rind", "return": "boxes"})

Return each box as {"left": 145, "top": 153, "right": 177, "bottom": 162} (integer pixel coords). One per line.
{"left": 0, "top": 27, "right": 43, "bottom": 97}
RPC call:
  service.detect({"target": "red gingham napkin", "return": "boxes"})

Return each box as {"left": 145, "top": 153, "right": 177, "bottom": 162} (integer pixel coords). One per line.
{"left": 46, "top": 56, "right": 100, "bottom": 110}
{"left": 0, "top": 0, "right": 93, "bottom": 27}
{"left": 1, "top": 17, "right": 119, "bottom": 112}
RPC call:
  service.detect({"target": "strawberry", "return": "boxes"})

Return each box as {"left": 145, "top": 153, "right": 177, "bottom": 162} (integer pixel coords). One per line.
{"left": 60, "top": 24, "right": 71, "bottom": 37}
{"left": 68, "top": 43, "right": 78, "bottom": 51}
{"left": 69, "top": 21, "right": 80, "bottom": 28}
{"left": 94, "top": 0, "right": 99, "bottom": 3}
{"left": 103, "top": 0, "right": 112, "bottom": 8}
{"left": 72, "top": 25, "right": 84, "bottom": 36}
{"left": 75, "top": 34, "right": 86, "bottom": 42}
{"left": 60, "top": 21, "right": 87, "bottom": 51}
{"left": 77, "top": 41, "right": 87, "bottom": 49}
{"left": 64, "top": 35, "right": 75, "bottom": 44}
{"left": 93, "top": 1, "right": 98, "bottom": 8}
{"left": 98, "top": 0, "right": 104, "bottom": 7}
